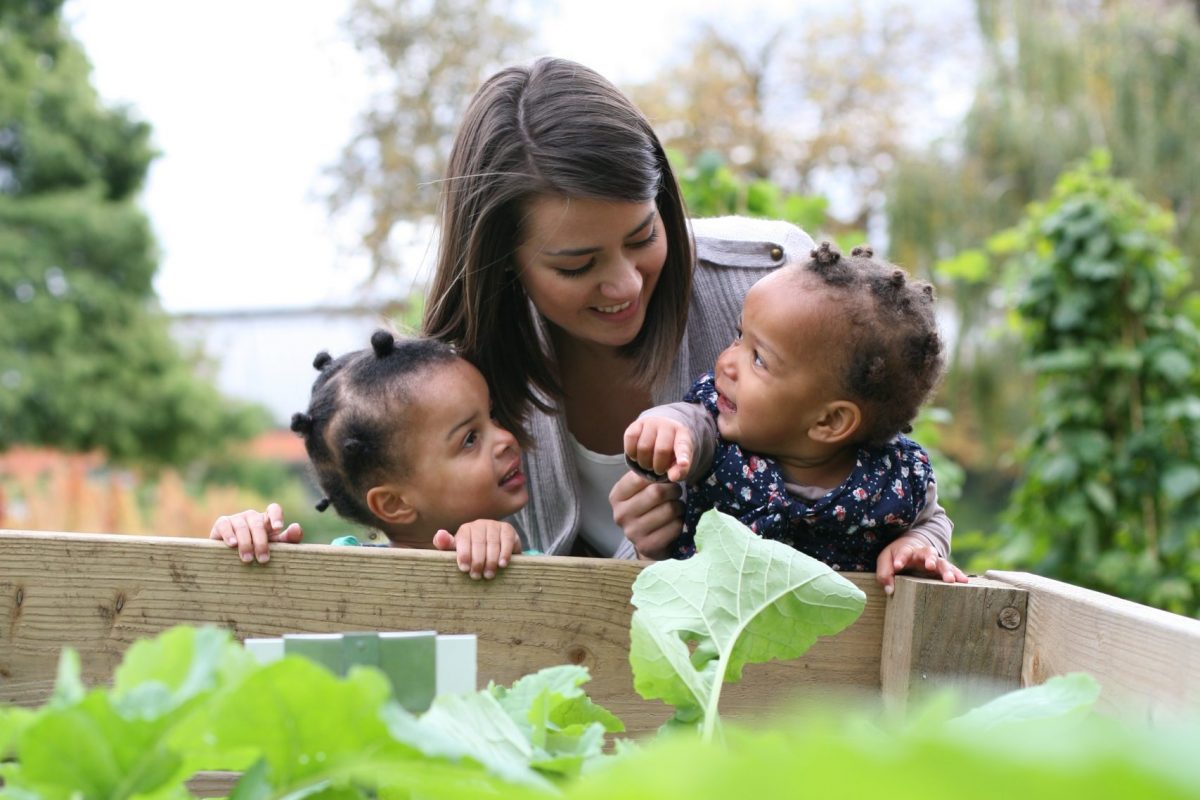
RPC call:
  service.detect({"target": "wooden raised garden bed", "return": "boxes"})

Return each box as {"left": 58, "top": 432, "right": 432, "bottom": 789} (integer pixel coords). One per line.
{"left": 3, "top": 529, "right": 1198, "bottom": 734}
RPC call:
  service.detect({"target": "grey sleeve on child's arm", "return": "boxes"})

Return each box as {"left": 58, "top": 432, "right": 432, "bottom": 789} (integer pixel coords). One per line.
{"left": 904, "top": 481, "right": 954, "bottom": 557}
{"left": 624, "top": 402, "right": 717, "bottom": 485}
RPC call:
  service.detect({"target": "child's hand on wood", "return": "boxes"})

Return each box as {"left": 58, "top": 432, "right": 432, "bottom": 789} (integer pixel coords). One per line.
{"left": 210, "top": 502, "right": 304, "bottom": 564}
{"left": 875, "top": 533, "right": 968, "bottom": 596}
{"left": 432, "top": 519, "right": 522, "bottom": 580}
{"left": 624, "top": 417, "right": 694, "bottom": 482}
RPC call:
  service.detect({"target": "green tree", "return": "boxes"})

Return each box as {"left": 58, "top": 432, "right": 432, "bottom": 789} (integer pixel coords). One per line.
{"left": 995, "top": 153, "right": 1200, "bottom": 615}
{"left": 0, "top": 0, "right": 266, "bottom": 466}
{"left": 323, "top": 0, "right": 538, "bottom": 279}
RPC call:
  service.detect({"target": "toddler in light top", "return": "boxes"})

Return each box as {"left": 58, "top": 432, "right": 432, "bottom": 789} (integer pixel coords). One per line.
{"left": 624, "top": 243, "right": 967, "bottom": 594}
{"left": 211, "top": 330, "right": 529, "bottom": 580}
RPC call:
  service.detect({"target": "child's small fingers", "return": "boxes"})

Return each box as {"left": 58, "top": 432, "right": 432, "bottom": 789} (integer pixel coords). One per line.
{"left": 637, "top": 425, "right": 660, "bottom": 472}
{"left": 876, "top": 548, "right": 897, "bottom": 586}
{"left": 675, "top": 436, "right": 691, "bottom": 472}
{"left": 623, "top": 420, "right": 644, "bottom": 459}
{"left": 652, "top": 426, "right": 677, "bottom": 475}
{"left": 230, "top": 515, "right": 255, "bottom": 563}
{"left": 279, "top": 523, "right": 304, "bottom": 543}
{"left": 210, "top": 516, "right": 235, "bottom": 546}
{"left": 944, "top": 561, "right": 968, "bottom": 583}
{"left": 450, "top": 530, "right": 470, "bottom": 571}
{"left": 484, "top": 531, "right": 501, "bottom": 580}
{"left": 266, "top": 503, "right": 285, "bottom": 536}
{"left": 469, "top": 526, "right": 487, "bottom": 579}
{"left": 250, "top": 514, "right": 271, "bottom": 564}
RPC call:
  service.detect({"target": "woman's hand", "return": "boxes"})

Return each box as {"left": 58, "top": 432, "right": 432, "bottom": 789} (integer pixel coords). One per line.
{"left": 875, "top": 533, "right": 969, "bottom": 596}
{"left": 609, "top": 470, "right": 683, "bottom": 560}
{"left": 432, "top": 519, "right": 522, "bottom": 580}
{"left": 209, "top": 502, "right": 304, "bottom": 564}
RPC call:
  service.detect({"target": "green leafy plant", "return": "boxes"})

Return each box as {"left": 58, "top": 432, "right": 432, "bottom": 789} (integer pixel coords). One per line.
{"left": 562, "top": 673, "right": 1200, "bottom": 800}
{"left": 669, "top": 149, "right": 828, "bottom": 234}
{"left": 995, "top": 151, "right": 1200, "bottom": 615}
{"left": 629, "top": 510, "right": 866, "bottom": 740}
{"left": 3, "top": 514, "right": 1199, "bottom": 797}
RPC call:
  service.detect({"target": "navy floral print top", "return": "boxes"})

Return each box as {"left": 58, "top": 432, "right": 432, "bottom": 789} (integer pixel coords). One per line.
{"left": 671, "top": 373, "right": 934, "bottom": 572}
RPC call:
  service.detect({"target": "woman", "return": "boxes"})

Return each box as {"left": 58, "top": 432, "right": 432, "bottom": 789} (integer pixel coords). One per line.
{"left": 213, "top": 57, "right": 812, "bottom": 561}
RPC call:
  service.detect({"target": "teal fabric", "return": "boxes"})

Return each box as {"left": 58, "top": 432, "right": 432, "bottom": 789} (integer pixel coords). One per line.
{"left": 330, "top": 534, "right": 543, "bottom": 556}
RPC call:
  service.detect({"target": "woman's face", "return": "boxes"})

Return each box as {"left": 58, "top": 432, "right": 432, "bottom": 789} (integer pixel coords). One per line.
{"left": 515, "top": 196, "right": 667, "bottom": 350}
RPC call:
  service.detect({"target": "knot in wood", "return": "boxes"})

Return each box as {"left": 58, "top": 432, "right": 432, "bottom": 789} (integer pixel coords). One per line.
{"left": 997, "top": 606, "right": 1023, "bottom": 630}
{"left": 566, "top": 645, "right": 589, "bottom": 665}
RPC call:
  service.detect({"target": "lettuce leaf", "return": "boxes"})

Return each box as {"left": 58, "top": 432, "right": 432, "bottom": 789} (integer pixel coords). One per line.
{"left": 629, "top": 510, "right": 866, "bottom": 739}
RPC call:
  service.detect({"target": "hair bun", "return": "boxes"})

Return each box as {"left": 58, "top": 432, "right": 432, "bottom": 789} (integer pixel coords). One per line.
{"left": 811, "top": 241, "right": 841, "bottom": 267}
{"left": 851, "top": 244, "right": 875, "bottom": 258}
{"left": 370, "top": 330, "right": 396, "bottom": 357}
{"left": 312, "top": 351, "right": 332, "bottom": 370}
{"left": 290, "top": 412, "right": 313, "bottom": 434}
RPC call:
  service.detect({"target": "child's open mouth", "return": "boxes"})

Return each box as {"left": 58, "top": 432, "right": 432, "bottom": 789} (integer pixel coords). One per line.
{"left": 499, "top": 462, "right": 525, "bottom": 490}
{"left": 716, "top": 392, "right": 737, "bottom": 415}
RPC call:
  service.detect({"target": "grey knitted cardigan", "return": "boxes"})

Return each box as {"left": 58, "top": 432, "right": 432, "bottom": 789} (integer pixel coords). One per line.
{"left": 511, "top": 216, "right": 816, "bottom": 558}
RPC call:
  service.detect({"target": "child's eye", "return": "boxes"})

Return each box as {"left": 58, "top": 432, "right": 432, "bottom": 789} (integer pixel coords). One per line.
{"left": 462, "top": 430, "right": 479, "bottom": 450}
{"left": 733, "top": 326, "right": 743, "bottom": 343}
{"left": 753, "top": 351, "right": 766, "bottom": 369}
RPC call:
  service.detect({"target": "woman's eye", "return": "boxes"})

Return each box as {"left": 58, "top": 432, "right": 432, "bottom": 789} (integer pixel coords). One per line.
{"left": 628, "top": 226, "right": 659, "bottom": 249}
{"left": 554, "top": 259, "right": 595, "bottom": 278}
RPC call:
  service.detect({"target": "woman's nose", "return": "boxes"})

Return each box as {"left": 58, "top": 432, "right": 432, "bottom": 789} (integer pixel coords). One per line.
{"left": 599, "top": 257, "right": 642, "bottom": 298}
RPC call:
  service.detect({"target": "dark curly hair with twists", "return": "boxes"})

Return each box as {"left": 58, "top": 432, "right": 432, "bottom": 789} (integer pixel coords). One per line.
{"left": 289, "top": 330, "right": 459, "bottom": 531}
{"left": 803, "top": 242, "right": 945, "bottom": 446}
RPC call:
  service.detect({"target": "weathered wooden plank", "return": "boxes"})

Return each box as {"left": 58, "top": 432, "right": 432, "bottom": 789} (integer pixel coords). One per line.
{"left": 880, "top": 575, "right": 1027, "bottom": 712}
{"left": 0, "top": 530, "right": 886, "bottom": 736}
{"left": 987, "top": 570, "right": 1200, "bottom": 722}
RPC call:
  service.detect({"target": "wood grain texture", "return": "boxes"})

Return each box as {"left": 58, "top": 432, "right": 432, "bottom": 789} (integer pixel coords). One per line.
{"left": 0, "top": 530, "right": 886, "bottom": 736}
{"left": 987, "top": 570, "right": 1200, "bottom": 722}
{"left": 880, "top": 575, "right": 1027, "bottom": 712}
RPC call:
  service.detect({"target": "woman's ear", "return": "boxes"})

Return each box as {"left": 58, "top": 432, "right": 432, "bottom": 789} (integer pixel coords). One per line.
{"left": 809, "top": 400, "right": 862, "bottom": 445}
{"left": 366, "top": 484, "right": 418, "bottom": 526}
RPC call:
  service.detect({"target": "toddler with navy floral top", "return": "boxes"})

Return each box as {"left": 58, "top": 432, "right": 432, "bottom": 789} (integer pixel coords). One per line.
{"left": 624, "top": 242, "right": 968, "bottom": 595}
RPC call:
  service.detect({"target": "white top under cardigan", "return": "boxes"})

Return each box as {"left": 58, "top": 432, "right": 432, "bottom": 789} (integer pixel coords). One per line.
{"left": 510, "top": 216, "right": 817, "bottom": 558}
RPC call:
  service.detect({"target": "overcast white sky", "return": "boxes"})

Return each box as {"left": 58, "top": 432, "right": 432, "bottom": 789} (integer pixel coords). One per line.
{"left": 65, "top": 0, "right": 826, "bottom": 313}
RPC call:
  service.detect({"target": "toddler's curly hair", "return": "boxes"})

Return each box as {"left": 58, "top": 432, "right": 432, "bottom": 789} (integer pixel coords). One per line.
{"left": 805, "top": 242, "right": 944, "bottom": 446}
{"left": 289, "top": 330, "right": 459, "bottom": 529}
